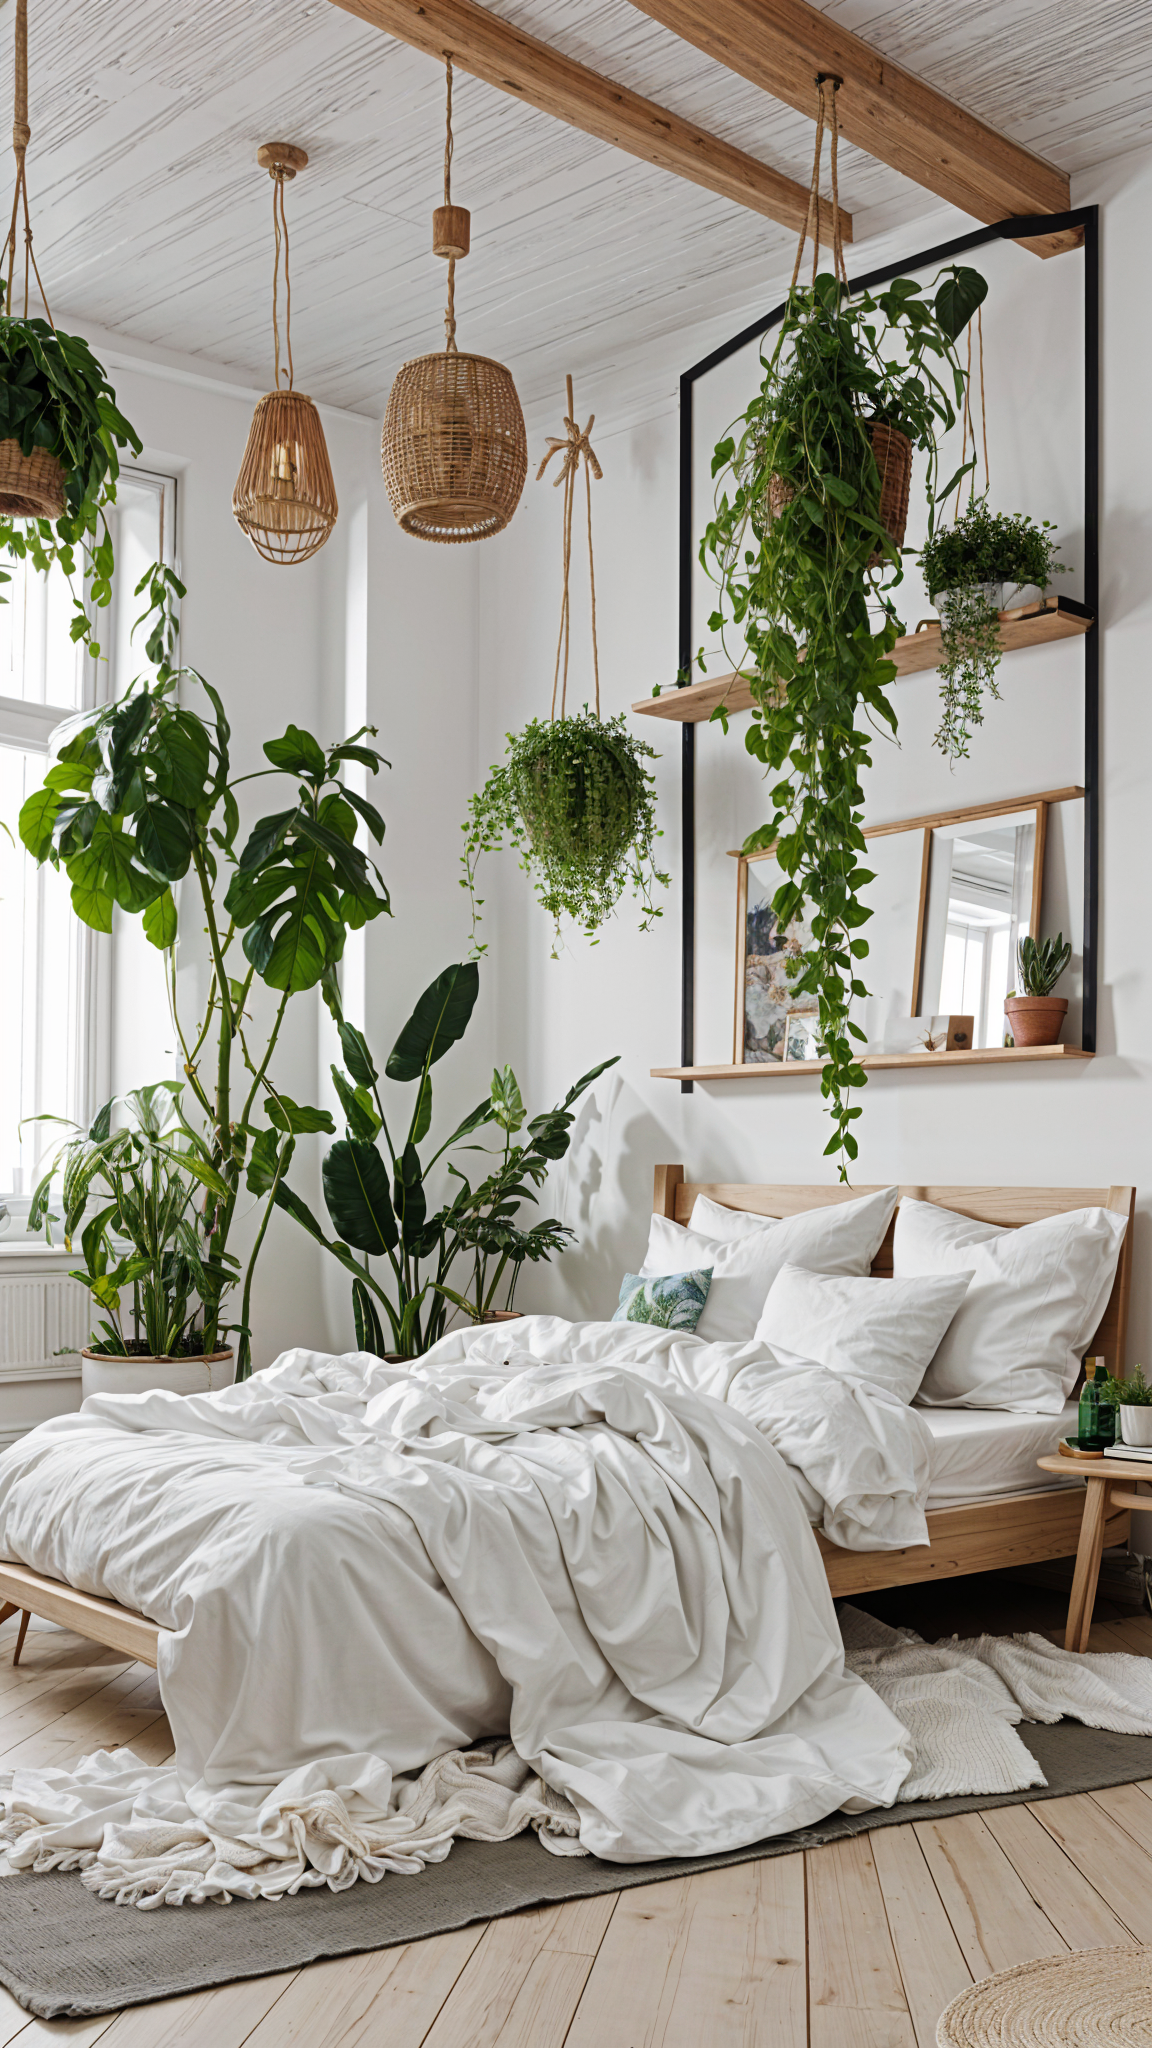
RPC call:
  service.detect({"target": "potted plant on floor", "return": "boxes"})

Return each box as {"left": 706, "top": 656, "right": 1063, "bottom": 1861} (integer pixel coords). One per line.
{"left": 919, "top": 503, "right": 1069, "bottom": 761}
{"left": 1102, "top": 1366, "right": 1152, "bottom": 1449}
{"left": 29, "top": 1083, "right": 242, "bottom": 1397}
{"left": 15, "top": 570, "right": 388, "bottom": 1378}
{"left": 273, "top": 960, "right": 617, "bottom": 1356}
{"left": 1004, "top": 933, "right": 1072, "bottom": 1048}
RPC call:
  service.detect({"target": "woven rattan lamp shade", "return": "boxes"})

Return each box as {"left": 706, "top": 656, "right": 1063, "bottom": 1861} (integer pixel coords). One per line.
{"left": 232, "top": 389, "right": 338, "bottom": 566}
{"left": 381, "top": 350, "right": 527, "bottom": 543}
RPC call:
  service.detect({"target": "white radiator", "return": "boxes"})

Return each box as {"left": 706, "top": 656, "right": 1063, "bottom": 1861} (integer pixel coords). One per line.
{"left": 0, "top": 1249, "right": 88, "bottom": 1441}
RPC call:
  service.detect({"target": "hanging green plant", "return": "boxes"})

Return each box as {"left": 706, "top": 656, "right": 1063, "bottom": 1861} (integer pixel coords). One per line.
{"left": 920, "top": 503, "right": 1069, "bottom": 760}
{"left": 463, "top": 376, "right": 668, "bottom": 952}
{"left": 701, "top": 77, "right": 986, "bottom": 1174}
{"left": 0, "top": 0, "right": 141, "bottom": 656}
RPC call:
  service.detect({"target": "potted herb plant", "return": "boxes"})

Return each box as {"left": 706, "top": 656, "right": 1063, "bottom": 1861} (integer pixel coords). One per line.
{"left": 29, "top": 1084, "right": 240, "bottom": 1398}
{"left": 1004, "top": 932, "right": 1072, "bottom": 1048}
{"left": 702, "top": 262, "right": 987, "bottom": 1172}
{"left": 463, "top": 709, "right": 667, "bottom": 955}
{"left": 273, "top": 959, "right": 617, "bottom": 1356}
{"left": 919, "top": 504, "right": 1069, "bottom": 761}
{"left": 15, "top": 569, "right": 388, "bottom": 1377}
{"left": 0, "top": 299, "right": 142, "bottom": 657}
{"left": 1102, "top": 1366, "right": 1152, "bottom": 1449}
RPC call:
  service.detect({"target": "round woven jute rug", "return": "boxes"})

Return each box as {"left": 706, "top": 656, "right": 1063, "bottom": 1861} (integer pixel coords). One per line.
{"left": 937, "top": 1947, "right": 1152, "bottom": 2044}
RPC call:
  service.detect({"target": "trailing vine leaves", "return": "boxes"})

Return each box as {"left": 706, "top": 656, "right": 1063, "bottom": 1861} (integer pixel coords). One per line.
{"left": 0, "top": 306, "right": 142, "bottom": 655}
{"left": 462, "top": 709, "right": 667, "bottom": 956}
{"left": 702, "top": 266, "right": 986, "bottom": 1175}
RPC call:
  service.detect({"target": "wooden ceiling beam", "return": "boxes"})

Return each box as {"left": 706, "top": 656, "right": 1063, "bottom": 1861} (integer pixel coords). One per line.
{"left": 329, "top": 0, "right": 852, "bottom": 240}
{"left": 635, "top": 0, "right": 1078, "bottom": 256}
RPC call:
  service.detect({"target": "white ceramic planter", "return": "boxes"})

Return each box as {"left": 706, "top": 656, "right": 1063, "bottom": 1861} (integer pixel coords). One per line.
{"left": 1119, "top": 1404, "right": 1152, "bottom": 1447}
{"left": 81, "top": 1348, "right": 236, "bottom": 1402}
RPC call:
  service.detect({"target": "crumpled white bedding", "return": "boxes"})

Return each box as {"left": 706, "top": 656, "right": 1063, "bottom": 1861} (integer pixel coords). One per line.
{"left": 0, "top": 1318, "right": 924, "bottom": 1905}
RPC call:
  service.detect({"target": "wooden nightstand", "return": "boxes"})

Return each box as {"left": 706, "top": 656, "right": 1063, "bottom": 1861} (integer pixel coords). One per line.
{"left": 1036, "top": 1453, "right": 1149, "bottom": 1649}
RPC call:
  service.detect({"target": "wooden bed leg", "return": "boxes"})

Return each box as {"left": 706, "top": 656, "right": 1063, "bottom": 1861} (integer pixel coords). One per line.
{"left": 11, "top": 1611, "right": 30, "bottom": 1666}
{"left": 1065, "top": 1478, "right": 1109, "bottom": 1652}
{"left": 0, "top": 1603, "right": 17, "bottom": 1633}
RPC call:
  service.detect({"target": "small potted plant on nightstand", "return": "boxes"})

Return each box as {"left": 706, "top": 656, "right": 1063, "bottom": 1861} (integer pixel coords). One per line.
{"left": 1103, "top": 1366, "right": 1152, "bottom": 1448}
{"left": 1004, "top": 933, "right": 1072, "bottom": 1048}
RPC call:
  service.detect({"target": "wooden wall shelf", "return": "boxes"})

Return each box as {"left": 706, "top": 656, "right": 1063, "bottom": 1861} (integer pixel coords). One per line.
{"left": 651, "top": 1045, "right": 1093, "bottom": 1081}
{"left": 634, "top": 598, "right": 1092, "bottom": 724}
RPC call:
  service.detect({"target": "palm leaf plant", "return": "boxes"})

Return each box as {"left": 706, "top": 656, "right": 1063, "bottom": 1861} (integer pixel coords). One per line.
{"left": 919, "top": 504, "right": 1069, "bottom": 761}
{"left": 702, "top": 260, "right": 987, "bottom": 1173}
{"left": 14, "top": 570, "right": 390, "bottom": 1376}
{"left": 273, "top": 959, "right": 618, "bottom": 1356}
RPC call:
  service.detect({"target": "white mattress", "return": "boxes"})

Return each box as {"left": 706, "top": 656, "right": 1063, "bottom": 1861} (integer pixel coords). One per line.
{"left": 919, "top": 1399, "right": 1080, "bottom": 1510}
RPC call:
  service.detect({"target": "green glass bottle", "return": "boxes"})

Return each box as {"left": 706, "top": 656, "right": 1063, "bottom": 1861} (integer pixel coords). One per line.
{"left": 1078, "top": 1357, "right": 1115, "bottom": 1451}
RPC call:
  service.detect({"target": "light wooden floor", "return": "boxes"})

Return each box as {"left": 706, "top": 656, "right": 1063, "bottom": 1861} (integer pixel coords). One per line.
{"left": 0, "top": 1599, "right": 1150, "bottom": 2048}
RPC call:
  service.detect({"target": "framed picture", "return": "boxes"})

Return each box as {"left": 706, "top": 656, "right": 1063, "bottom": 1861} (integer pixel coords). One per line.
{"left": 783, "top": 1008, "right": 823, "bottom": 1063}
{"left": 733, "top": 850, "right": 815, "bottom": 1065}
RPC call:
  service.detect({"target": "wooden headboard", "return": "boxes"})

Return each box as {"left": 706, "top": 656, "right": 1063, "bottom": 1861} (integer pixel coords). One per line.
{"left": 653, "top": 1167, "right": 1137, "bottom": 1374}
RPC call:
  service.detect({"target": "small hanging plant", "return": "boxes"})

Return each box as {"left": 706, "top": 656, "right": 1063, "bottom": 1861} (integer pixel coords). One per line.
{"left": 0, "top": 0, "right": 141, "bottom": 655}
{"left": 920, "top": 502, "right": 1068, "bottom": 761}
{"left": 463, "top": 377, "right": 667, "bottom": 952}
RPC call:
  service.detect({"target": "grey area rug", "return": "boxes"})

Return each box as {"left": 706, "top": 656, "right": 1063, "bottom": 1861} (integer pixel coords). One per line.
{"left": 2, "top": 1719, "right": 1152, "bottom": 2020}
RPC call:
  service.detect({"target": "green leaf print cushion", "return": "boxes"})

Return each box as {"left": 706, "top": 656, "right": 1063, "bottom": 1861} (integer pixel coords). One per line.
{"left": 613, "top": 1268, "right": 713, "bottom": 1332}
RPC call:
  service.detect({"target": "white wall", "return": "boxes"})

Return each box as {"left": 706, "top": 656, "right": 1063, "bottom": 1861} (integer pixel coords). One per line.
{"left": 473, "top": 143, "right": 1152, "bottom": 1373}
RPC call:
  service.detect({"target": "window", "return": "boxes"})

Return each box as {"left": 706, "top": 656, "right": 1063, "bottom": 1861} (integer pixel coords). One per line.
{"left": 0, "top": 470, "right": 177, "bottom": 1199}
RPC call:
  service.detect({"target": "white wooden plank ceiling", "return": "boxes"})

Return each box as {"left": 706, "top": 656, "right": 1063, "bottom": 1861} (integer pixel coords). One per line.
{"left": 7, "top": 0, "right": 1152, "bottom": 430}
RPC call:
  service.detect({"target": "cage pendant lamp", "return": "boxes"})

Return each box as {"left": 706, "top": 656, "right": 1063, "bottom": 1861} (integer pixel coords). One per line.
{"left": 232, "top": 143, "right": 338, "bottom": 566}
{"left": 381, "top": 57, "right": 526, "bottom": 543}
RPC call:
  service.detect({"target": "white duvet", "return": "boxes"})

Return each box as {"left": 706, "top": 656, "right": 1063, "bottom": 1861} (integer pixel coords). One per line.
{"left": 0, "top": 1316, "right": 930, "bottom": 1905}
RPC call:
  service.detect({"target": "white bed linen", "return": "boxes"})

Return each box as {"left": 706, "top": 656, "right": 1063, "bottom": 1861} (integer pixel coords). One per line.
{"left": 920, "top": 1401, "right": 1079, "bottom": 1510}
{"left": 0, "top": 1321, "right": 920, "bottom": 1904}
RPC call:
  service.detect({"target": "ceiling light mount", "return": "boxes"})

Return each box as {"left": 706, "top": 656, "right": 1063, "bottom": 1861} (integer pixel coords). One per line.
{"left": 256, "top": 141, "right": 309, "bottom": 180}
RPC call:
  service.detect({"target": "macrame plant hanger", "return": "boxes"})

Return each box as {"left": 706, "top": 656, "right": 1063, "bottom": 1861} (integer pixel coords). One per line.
{"left": 0, "top": 0, "right": 65, "bottom": 518}
{"left": 380, "top": 56, "right": 527, "bottom": 543}
{"left": 538, "top": 375, "right": 602, "bottom": 720}
{"left": 232, "top": 142, "right": 339, "bottom": 565}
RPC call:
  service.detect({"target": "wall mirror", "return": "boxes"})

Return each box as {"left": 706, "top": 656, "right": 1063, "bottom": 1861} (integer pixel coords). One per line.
{"left": 913, "top": 803, "right": 1045, "bottom": 1048}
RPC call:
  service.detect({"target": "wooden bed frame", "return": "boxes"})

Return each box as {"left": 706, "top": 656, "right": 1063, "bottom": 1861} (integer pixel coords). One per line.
{"left": 0, "top": 1170, "right": 1136, "bottom": 1668}
{"left": 654, "top": 1167, "right": 1137, "bottom": 1610}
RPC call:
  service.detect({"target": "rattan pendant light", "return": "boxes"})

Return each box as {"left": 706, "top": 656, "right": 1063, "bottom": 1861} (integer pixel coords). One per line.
{"left": 232, "top": 142, "right": 338, "bottom": 566}
{"left": 381, "top": 58, "right": 526, "bottom": 543}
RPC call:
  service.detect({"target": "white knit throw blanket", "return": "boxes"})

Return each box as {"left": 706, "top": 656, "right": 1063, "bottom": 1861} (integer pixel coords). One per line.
{"left": 839, "top": 1604, "right": 1152, "bottom": 1803}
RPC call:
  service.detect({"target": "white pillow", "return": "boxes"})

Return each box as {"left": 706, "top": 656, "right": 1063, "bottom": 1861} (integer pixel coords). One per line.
{"left": 642, "top": 1186, "right": 898, "bottom": 1344}
{"left": 754, "top": 1263, "right": 974, "bottom": 1404}
{"left": 895, "top": 1197, "right": 1129, "bottom": 1413}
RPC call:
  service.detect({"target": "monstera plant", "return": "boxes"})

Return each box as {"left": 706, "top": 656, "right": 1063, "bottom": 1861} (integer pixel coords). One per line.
{"left": 702, "top": 263, "right": 987, "bottom": 1173}
{"left": 16, "top": 569, "right": 390, "bottom": 1375}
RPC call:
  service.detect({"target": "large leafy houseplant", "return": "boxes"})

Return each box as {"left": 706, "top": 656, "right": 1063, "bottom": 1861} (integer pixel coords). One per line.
{"left": 29, "top": 1082, "right": 234, "bottom": 1358}
{"left": 0, "top": 303, "right": 142, "bottom": 655}
{"left": 15, "top": 571, "right": 389, "bottom": 1376}
{"left": 274, "top": 959, "right": 617, "bottom": 1356}
{"left": 702, "top": 264, "right": 986, "bottom": 1172}
{"left": 463, "top": 709, "right": 667, "bottom": 953}
{"left": 919, "top": 503, "right": 1068, "bottom": 760}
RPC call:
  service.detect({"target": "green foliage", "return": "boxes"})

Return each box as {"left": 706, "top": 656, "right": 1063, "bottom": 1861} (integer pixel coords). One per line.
{"left": 1012, "top": 931, "right": 1071, "bottom": 998}
{"left": 1102, "top": 1364, "right": 1152, "bottom": 1408}
{"left": 702, "top": 266, "right": 986, "bottom": 1175}
{"left": 0, "top": 306, "right": 142, "bottom": 656}
{"left": 13, "top": 571, "right": 390, "bottom": 1377}
{"left": 462, "top": 709, "right": 668, "bottom": 954}
{"left": 26, "top": 1085, "right": 235, "bottom": 1358}
{"left": 920, "top": 503, "right": 1069, "bottom": 760}
{"left": 276, "top": 961, "right": 618, "bottom": 1356}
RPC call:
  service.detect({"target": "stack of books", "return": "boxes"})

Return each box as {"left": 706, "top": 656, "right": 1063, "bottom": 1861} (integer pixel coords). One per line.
{"left": 1104, "top": 1441, "right": 1152, "bottom": 1463}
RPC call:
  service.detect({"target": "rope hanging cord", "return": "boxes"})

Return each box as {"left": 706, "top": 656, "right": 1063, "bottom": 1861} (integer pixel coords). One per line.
{"left": 538, "top": 373, "right": 603, "bottom": 720}
{"left": 270, "top": 168, "right": 294, "bottom": 392}
{"left": 444, "top": 55, "right": 457, "bottom": 352}
{"left": 953, "top": 305, "right": 989, "bottom": 519}
{"left": 5, "top": 0, "right": 52, "bottom": 324}
{"left": 789, "top": 74, "right": 847, "bottom": 296}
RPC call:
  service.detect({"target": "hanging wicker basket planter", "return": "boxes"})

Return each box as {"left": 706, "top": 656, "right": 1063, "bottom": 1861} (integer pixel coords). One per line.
{"left": 0, "top": 438, "right": 65, "bottom": 518}
{"left": 233, "top": 388, "right": 338, "bottom": 565}
{"left": 382, "top": 350, "right": 525, "bottom": 543}
{"left": 380, "top": 57, "right": 526, "bottom": 545}
{"left": 765, "top": 420, "right": 913, "bottom": 561}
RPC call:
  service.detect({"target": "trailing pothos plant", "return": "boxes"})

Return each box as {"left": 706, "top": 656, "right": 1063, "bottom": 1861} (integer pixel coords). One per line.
{"left": 273, "top": 959, "right": 617, "bottom": 1357}
{"left": 15, "top": 569, "right": 390, "bottom": 1375}
{"left": 462, "top": 709, "right": 667, "bottom": 955}
{"left": 0, "top": 296, "right": 142, "bottom": 655}
{"left": 701, "top": 264, "right": 987, "bottom": 1173}
{"left": 919, "top": 502, "right": 1068, "bottom": 761}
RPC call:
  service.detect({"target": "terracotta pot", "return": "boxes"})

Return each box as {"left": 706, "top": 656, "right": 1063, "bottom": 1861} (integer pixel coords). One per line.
{"left": 81, "top": 1348, "right": 235, "bottom": 1401}
{"left": 1004, "top": 995, "right": 1068, "bottom": 1048}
